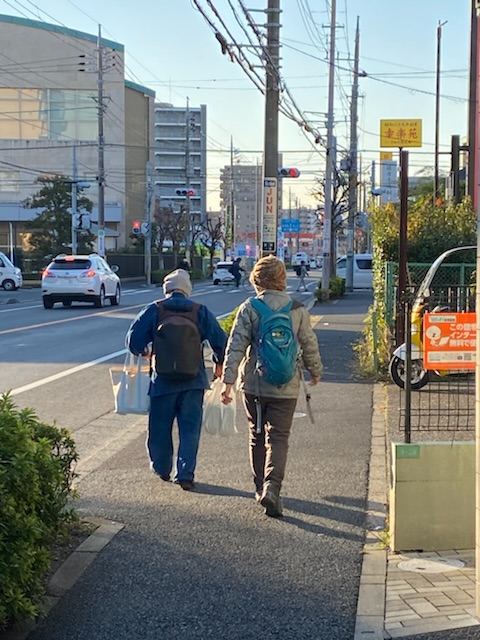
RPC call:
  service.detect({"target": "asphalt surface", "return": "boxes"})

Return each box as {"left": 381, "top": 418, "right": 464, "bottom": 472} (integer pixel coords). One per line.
{"left": 27, "top": 291, "right": 375, "bottom": 640}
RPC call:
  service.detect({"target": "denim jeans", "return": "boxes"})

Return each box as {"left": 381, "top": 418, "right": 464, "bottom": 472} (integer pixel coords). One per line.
{"left": 148, "top": 389, "right": 205, "bottom": 482}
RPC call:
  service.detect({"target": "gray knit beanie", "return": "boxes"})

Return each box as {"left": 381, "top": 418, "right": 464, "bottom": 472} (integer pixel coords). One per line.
{"left": 163, "top": 269, "right": 192, "bottom": 296}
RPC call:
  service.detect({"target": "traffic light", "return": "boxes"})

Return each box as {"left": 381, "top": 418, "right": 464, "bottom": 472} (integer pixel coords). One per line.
{"left": 132, "top": 221, "right": 141, "bottom": 235}
{"left": 278, "top": 168, "right": 300, "bottom": 178}
{"left": 175, "top": 188, "right": 197, "bottom": 197}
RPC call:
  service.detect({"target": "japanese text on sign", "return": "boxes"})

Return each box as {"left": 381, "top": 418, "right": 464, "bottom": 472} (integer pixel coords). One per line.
{"left": 380, "top": 119, "right": 422, "bottom": 148}
{"left": 262, "top": 177, "right": 277, "bottom": 253}
{"left": 423, "top": 312, "right": 476, "bottom": 370}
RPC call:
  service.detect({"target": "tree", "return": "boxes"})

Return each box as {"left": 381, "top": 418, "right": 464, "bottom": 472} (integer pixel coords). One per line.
{"left": 369, "top": 196, "right": 476, "bottom": 264}
{"left": 198, "top": 215, "right": 224, "bottom": 271}
{"left": 24, "top": 175, "right": 94, "bottom": 256}
{"left": 312, "top": 163, "right": 351, "bottom": 271}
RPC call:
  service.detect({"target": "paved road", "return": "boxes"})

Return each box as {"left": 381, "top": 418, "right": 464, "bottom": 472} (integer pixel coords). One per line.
{"left": 22, "top": 290, "right": 374, "bottom": 640}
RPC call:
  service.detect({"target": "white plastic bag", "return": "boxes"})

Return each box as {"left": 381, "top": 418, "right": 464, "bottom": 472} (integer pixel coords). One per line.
{"left": 202, "top": 379, "right": 237, "bottom": 437}
{"left": 110, "top": 353, "right": 151, "bottom": 415}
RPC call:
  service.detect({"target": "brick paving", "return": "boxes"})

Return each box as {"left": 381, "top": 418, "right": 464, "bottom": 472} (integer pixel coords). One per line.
{"left": 384, "top": 550, "right": 478, "bottom": 638}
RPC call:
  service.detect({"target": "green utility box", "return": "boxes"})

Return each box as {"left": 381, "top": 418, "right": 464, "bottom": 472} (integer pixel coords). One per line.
{"left": 390, "top": 442, "right": 475, "bottom": 552}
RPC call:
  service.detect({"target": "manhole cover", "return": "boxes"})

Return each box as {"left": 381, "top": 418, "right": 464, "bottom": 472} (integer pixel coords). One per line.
{"left": 398, "top": 558, "right": 465, "bottom": 574}
{"left": 293, "top": 412, "right": 306, "bottom": 418}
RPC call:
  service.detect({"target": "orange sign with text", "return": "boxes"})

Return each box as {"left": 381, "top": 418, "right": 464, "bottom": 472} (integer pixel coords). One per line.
{"left": 423, "top": 312, "right": 476, "bottom": 370}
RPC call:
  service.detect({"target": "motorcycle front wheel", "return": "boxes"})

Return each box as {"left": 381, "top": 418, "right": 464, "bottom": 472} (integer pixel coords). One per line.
{"left": 389, "top": 356, "right": 430, "bottom": 390}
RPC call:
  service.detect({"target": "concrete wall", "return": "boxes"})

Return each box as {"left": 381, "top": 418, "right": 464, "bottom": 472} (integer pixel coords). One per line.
{"left": 390, "top": 442, "right": 475, "bottom": 552}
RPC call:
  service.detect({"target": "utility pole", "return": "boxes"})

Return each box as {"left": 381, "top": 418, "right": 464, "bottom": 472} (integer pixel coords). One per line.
{"left": 184, "top": 98, "right": 192, "bottom": 262}
{"left": 475, "top": 0, "right": 480, "bottom": 620}
{"left": 468, "top": 0, "right": 478, "bottom": 206}
{"left": 144, "top": 161, "right": 153, "bottom": 286}
{"left": 321, "top": 0, "right": 337, "bottom": 291}
{"left": 97, "top": 24, "right": 106, "bottom": 257}
{"left": 230, "top": 135, "right": 235, "bottom": 257}
{"left": 261, "top": 0, "right": 281, "bottom": 257}
{"left": 71, "top": 145, "right": 78, "bottom": 255}
{"left": 346, "top": 16, "right": 360, "bottom": 292}
{"left": 434, "top": 20, "right": 447, "bottom": 202}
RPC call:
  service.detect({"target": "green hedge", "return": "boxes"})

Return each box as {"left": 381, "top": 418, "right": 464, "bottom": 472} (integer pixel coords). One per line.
{"left": 0, "top": 394, "right": 78, "bottom": 629}
{"left": 152, "top": 268, "right": 205, "bottom": 285}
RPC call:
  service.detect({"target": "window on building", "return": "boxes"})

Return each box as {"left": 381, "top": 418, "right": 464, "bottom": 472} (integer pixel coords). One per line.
{"left": 0, "top": 171, "right": 19, "bottom": 192}
{"left": 0, "top": 89, "right": 97, "bottom": 141}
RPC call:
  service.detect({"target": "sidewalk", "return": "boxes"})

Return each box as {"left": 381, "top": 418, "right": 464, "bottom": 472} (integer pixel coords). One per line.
{"left": 11, "top": 291, "right": 372, "bottom": 640}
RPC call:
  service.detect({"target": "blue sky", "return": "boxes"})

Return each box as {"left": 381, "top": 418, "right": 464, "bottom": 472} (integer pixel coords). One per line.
{"left": 1, "top": 0, "right": 471, "bottom": 209}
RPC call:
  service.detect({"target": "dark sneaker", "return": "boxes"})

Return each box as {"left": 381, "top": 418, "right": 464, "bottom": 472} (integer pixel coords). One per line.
{"left": 159, "top": 475, "right": 170, "bottom": 482}
{"left": 260, "top": 489, "right": 283, "bottom": 517}
{"left": 178, "top": 480, "right": 196, "bottom": 491}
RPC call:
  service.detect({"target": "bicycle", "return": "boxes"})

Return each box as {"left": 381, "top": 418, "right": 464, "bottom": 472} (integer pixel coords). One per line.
{"left": 218, "top": 272, "right": 253, "bottom": 292}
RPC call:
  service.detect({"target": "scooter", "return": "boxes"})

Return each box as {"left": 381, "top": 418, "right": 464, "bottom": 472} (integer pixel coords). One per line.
{"left": 388, "top": 245, "right": 476, "bottom": 390}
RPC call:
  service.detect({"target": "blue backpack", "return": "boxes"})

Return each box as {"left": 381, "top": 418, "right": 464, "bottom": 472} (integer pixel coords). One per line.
{"left": 250, "top": 298, "right": 299, "bottom": 386}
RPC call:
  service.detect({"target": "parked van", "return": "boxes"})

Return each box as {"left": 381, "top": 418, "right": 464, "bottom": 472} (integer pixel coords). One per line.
{"left": 335, "top": 253, "right": 373, "bottom": 288}
{"left": 0, "top": 252, "right": 22, "bottom": 291}
{"left": 291, "top": 252, "right": 309, "bottom": 267}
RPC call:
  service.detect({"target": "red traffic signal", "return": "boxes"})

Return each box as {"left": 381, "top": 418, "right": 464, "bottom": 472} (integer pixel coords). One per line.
{"left": 278, "top": 167, "right": 300, "bottom": 178}
{"left": 132, "top": 220, "right": 141, "bottom": 235}
{"left": 175, "top": 188, "right": 197, "bottom": 197}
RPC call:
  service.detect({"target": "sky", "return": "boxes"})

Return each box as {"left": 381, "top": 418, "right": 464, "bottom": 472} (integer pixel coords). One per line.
{"left": 0, "top": 0, "right": 472, "bottom": 210}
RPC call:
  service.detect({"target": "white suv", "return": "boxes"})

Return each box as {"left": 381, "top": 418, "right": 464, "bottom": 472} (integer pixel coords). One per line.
{"left": 42, "top": 254, "right": 121, "bottom": 309}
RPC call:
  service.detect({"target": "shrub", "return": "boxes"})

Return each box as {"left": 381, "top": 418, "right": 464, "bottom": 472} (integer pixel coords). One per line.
{"left": 218, "top": 309, "right": 238, "bottom": 335}
{"left": 0, "top": 394, "right": 78, "bottom": 629}
{"left": 151, "top": 268, "right": 205, "bottom": 286}
{"left": 314, "top": 276, "right": 345, "bottom": 301}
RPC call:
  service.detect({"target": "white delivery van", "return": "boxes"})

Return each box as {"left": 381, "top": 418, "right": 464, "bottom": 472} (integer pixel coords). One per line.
{"left": 0, "top": 252, "right": 22, "bottom": 291}
{"left": 336, "top": 253, "right": 373, "bottom": 288}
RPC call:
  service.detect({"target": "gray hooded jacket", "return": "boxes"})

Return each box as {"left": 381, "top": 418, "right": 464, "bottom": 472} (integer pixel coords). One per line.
{"left": 222, "top": 290, "right": 322, "bottom": 399}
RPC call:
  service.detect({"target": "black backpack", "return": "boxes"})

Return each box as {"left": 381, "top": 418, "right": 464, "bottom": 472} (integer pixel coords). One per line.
{"left": 153, "top": 301, "right": 202, "bottom": 380}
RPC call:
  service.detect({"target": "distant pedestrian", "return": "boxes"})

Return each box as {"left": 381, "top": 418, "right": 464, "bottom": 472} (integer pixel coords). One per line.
{"left": 229, "top": 257, "right": 244, "bottom": 288}
{"left": 176, "top": 257, "right": 191, "bottom": 274}
{"left": 126, "top": 269, "right": 227, "bottom": 491}
{"left": 221, "top": 256, "right": 322, "bottom": 517}
{"left": 296, "top": 260, "right": 308, "bottom": 291}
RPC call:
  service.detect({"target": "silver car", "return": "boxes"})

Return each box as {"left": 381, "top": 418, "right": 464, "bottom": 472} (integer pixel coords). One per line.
{"left": 41, "top": 254, "right": 121, "bottom": 309}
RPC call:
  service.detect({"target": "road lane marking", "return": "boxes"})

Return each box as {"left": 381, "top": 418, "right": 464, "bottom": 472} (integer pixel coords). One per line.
{"left": 7, "top": 310, "right": 233, "bottom": 396}
{"left": 9, "top": 349, "right": 128, "bottom": 397}
{"left": 0, "top": 302, "right": 146, "bottom": 336}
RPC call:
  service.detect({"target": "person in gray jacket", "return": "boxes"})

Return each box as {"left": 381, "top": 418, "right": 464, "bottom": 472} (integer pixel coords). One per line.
{"left": 221, "top": 255, "right": 322, "bottom": 517}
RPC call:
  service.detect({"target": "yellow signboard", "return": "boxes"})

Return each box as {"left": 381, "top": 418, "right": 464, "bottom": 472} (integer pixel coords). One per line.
{"left": 380, "top": 151, "right": 393, "bottom": 161}
{"left": 380, "top": 119, "right": 422, "bottom": 148}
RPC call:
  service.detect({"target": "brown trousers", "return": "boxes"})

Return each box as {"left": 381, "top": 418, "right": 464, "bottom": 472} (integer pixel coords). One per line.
{"left": 243, "top": 393, "right": 298, "bottom": 496}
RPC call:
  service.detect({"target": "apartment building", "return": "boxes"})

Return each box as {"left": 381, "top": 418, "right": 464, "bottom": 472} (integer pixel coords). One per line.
{"left": 0, "top": 14, "right": 155, "bottom": 254}
{"left": 154, "top": 103, "right": 207, "bottom": 224}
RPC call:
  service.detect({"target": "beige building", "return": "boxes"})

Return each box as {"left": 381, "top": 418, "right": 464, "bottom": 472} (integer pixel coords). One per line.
{"left": 0, "top": 14, "right": 154, "bottom": 254}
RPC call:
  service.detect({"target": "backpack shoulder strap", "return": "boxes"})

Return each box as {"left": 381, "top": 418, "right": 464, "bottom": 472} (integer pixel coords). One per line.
{"left": 156, "top": 300, "right": 200, "bottom": 323}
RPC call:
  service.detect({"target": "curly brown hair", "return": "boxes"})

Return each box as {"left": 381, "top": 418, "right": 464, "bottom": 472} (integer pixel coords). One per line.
{"left": 250, "top": 255, "right": 287, "bottom": 291}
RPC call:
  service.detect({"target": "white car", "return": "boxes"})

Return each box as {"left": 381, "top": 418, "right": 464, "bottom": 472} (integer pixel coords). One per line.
{"left": 212, "top": 261, "right": 234, "bottom": 285}
{"left": 0, "top": 252, "right": 22, "bottom": 291}
{"left": 335, "top": 253, "right": 373, "bottom": 288}
{"left": 42, "top": 254, "right": 121, "bottom": 309}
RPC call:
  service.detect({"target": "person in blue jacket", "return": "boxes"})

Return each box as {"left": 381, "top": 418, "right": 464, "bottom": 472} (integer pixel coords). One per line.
{"left": 126, "top": 269, "right": 227, "bottom": 491}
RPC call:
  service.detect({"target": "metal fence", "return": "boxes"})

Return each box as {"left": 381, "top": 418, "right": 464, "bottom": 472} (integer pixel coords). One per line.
{"left": 397, "top": 375, "right": 475, "bottom": 435}
{"left": 387, "top": 260, "right": 476, "bottom": 440}
{"left": 385, "top": 261, "right": 475, "bottom": 330}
